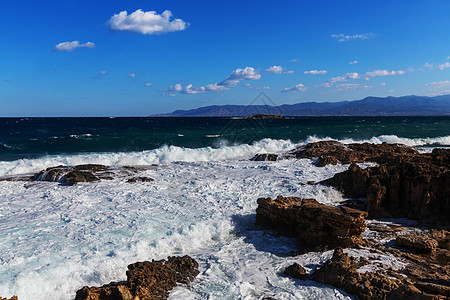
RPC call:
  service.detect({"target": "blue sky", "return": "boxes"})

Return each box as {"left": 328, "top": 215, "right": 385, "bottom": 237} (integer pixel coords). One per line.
{"left": 1, "top": 0, "right": 449, "bottom": 116}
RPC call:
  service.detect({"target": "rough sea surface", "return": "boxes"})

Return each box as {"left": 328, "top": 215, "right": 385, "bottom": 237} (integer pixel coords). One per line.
{"left": 0, "top": 117, "right": 449, "bottom": 299}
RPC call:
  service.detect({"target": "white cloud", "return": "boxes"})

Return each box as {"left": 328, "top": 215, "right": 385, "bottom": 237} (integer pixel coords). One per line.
{"left": 328, "top": 72, "right": 360, "bottom": 84}
{"left": 182, "top": 84, "right": 205, "bottom": 94}
{"left": 128, "top": 73, "right": 136, "bottom": 78}
{"left": 167, "top": 83, "right": 183, "bottom": 92}
{"left": 282, "top": 83, "right": 307, "bottom": 93}
{"left": 331, "top": 33, "right": 371, "bottom": 42}
{"left": 335, "top": 83, "right": 370, "bottom": 91}
{"left": 380, "top": 82, "right": 386, "bottom": 86}
{"left": 169, "top": 93, "right": 176, "bottom": 97}
{"left": 304, "top": 70, "right": 327, "bottom": 75}
{"left": 53, "top": 41, "right": 95, "bottom": 52}
{"left": 427, "top": 81, "right": 450, "bottom": 88}
{"left": 266, "top": 65, "right": 294, "bottom": 74}
{"left": 107, "top": 9, "right": 188, "bottom": 35}
{"left": 205, "top": 83, "right": 230, "bottom": 92}
{"left": 218, "top": 67, "right": 261, "bottom": 87}
{"left": 290, "top": 59, "right": 299, "bottom": 62}
{"left": 349, "top": 60, "right": 358, "bottom": 64}
{"left": 100, "top": 70, "right": 108, "bottom": 75}
{"left": 447, "top": 56, "right": 450, "bottom": 60}
{"left": 438, "top": 62, "right": 450, "bottom": 70}
{"left": 144, "top": 83, "right": 153, "bottom": 87}
{"left": 364, "top": 69, "right": 406, "bottom": 77}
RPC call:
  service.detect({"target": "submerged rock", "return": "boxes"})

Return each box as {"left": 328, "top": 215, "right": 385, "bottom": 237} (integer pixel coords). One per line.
{"left": 30, "top": 164, "right": 157, "bottom": 186}
{"left": 251, "top": 153, "right": 278, "bottom": 161}
{"left": 283, "top": 263, "right": 308, "bottom": 280}
{"left": 255, "top": 196, "right": 367, "bottom": 250}
{"left": 126, "top": 177, "right": 154, "bottom": 183}
{"left": 75, "top": 255, "right": 199, "bottom": 300}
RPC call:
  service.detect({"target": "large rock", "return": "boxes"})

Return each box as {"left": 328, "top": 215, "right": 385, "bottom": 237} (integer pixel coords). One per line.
{"left": 287, "top": 140, "right": 418, "bottom": 165}
{"left": 310, "top": 248, "right": 450, "bottom": 300}
{"left": 0, "top": 297, "right": 18, "bottom": 300}
{"left": 322, "top": 148, "right": 450, "bottom": 224}
{"left": 283, "top": 263, "right": 308, "bottom": 280}
{"left": 30, "top": 164, "right": 157, "bottom": 186}
{"left": 311, "top": 248, "right": 407, "bottom": 300}
{"left": 255, "top": 196, "right": 368, "bottom": 250}
{"left": 396, "top": 234, "right": 439, "bottom": 253}
{"left": 251, "top": 153, "right": 278, "bottom": 161}
{"left": 75, "top": 255, "right": 199, "bottom": 300}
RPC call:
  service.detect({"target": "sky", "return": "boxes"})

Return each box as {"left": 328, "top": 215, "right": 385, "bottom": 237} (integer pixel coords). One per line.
{"left": 1, "top": 0, "right": 449, "bottom": 116}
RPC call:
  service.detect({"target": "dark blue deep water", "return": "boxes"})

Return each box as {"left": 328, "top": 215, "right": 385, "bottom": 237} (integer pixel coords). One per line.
{"left": 0, "top": 117, "right": 449, "bottom": 161}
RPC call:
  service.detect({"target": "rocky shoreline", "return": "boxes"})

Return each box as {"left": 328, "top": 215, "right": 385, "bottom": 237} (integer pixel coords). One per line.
{"left": 256, "top": 141, "right": 450, "bottom": 299}
{"left": 2, "top": 141, "right": 449, "bottom": 299}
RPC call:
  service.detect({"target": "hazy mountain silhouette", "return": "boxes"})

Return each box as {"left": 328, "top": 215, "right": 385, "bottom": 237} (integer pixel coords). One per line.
{"left": 154, "top": 94, "right": 450, "bottom": 117}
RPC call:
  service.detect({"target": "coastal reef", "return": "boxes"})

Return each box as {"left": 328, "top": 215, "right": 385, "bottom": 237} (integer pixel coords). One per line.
{"left": 75, "top": 255, "right": 199, "bottom": 300}
{"left": 256, "top": 141, "right": 450, "bottom": 299}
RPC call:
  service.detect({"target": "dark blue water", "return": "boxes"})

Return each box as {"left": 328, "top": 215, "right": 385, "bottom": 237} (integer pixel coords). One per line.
{"left": 0, "top": 117, "right": 449, "bottom": 161}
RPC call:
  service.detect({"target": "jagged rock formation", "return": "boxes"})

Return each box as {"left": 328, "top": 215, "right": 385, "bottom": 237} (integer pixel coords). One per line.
{"left": 251, "top": 153, "right": 278, "bottom": 161}
{"left": 29, "top": 164, "right": 156, "bottom": 185}
{"left": 255, "top": 196, "right": 367, "bottom": 250}
{"left": 322, "top": 148, "right": 450, "bottom": 224}
{"left": 75, "top": 255, "right": 199, "bottom": 300}
{"left": 0, "top": 297, "right": 18, "bottom": 300}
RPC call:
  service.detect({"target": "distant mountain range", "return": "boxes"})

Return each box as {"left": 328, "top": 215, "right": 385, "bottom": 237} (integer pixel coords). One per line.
{"left": 154, "top": 94, "right": 450, "bottom": 117}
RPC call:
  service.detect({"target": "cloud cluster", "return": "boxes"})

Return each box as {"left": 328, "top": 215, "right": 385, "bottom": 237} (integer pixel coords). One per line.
{"left": 163, "top": 67, "right": 262, "bottom": 95}
{"left": 321, "top": 69, "right": 406, "bottom": 88}
{"left": 331, "top": 33, "right": 371, "bottom": 42}
{"left": 53, "top": 41, "right": 95, "bottom": 52}
{"left": 349, "top": 60, "right": 358, "bottom": 64}
{"left": 107, "top": 9, "right": 188, "bottom": 35}
{"left": 304, "top": 70, "right": 327, "bottom": 75}
{"left": 245, "top": 83, "right": 270, "bottom": 90}
{"left": 266, "top": 65, "right": 294, "bottom": 74}
{"left": 219, "top": 67, "right": 261, "bottom": 86}
{"left": 282, "top": 83, "right": 307, "bottom": 93}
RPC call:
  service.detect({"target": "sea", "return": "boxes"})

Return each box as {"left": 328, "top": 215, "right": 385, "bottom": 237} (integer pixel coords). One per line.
{"left": 0, "top": 116, "right": 449, "bottom": 299}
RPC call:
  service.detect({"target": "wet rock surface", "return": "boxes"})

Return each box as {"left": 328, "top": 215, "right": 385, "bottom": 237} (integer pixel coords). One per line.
{"left": 28, "top": 164, "right": 157, "bottom": 185}
{"left": 256, "top": 196, "right": 368, "bottom": 250}
{"left": 283, "top": 263, "right": 308, "bottom": 280}
{"left": 251, "top": 153, "right": 278, "bottom": 161}
{"left": 0, "top": 297, "right": 18, "bottom": 300}
{"left": 75, "top": 255, "right": 199, "bottom": 300}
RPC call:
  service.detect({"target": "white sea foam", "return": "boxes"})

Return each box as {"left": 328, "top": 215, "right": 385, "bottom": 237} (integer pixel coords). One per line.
{"left": 0, "top": 134, "right": 446, "bottom": 299}
{"left": 0, "top": 153, "right": 354, "bottom": 299}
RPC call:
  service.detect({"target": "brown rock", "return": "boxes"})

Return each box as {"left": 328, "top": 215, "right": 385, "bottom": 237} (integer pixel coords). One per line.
{"left": 396, "top": 234, "right": 439, "bottom": 253}
{"left": 311, "top": 248, "right": 406, "bottom": 300}
{"left": 287, "top": 140, "right": 418, "bottom": 165}
{"left": 255, "top": 196, "right": 368, "bottom": 250}
{"left": 75, "top": 255, "right": 199, "bottom": 300}
{"left": 322, "top": 148, "right": 450, "bottom": 224}
{"left": 283, "top": 263, "right": 308, "bottom": 280}
{"left": 0, "top": 297, "right": 18, "bottom": 300}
